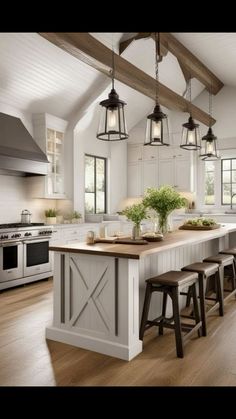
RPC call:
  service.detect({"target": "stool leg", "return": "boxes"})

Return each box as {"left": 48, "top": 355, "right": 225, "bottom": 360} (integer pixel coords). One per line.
{"left": 171, "top": 287, "right": 184, "bottom": 358}
{"left": 185, "top": 287, "right": 192, "bottom": 307}
{"left": 191, "top": 283, "right": 201, "bottom": 337}
{"left": 216, "top": 267, "right": 224, "bottom": 316}
{"left": 231, "top": 260, "right": 236, "bottom": 294}
{"left": 199, "top": 273, "right": 207, "bottom": 336}
{"left": 159, "top": 291, "right": 168, "bottom": 336}
{"left": 139, "top": 283, "right": 152, "bottom": 340}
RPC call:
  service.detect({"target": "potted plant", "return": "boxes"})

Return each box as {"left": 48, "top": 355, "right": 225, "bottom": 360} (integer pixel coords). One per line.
{"left": 45, "top": 208, "right": 57, "bottom": 225}
{"left": 122, "top": 203, "right": 148, "bottom": 239}
{"left": 71, "top": 211, "right": 82, "bottom": 224}
{"left": 143, "top": 186, "right": 187, "bottom": 235}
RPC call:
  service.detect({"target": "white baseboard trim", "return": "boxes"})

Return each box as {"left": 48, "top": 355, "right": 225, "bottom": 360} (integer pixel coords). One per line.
{"left": 46, "top": 326, "right": 143, "bottom": 361}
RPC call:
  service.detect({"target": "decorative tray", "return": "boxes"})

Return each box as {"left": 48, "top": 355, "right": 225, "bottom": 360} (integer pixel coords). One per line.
{"left": 179, "top": 224, "right": 221, "bottom": 230}
{"left": 141, "top": 236, "right": 164, "bottom": 242}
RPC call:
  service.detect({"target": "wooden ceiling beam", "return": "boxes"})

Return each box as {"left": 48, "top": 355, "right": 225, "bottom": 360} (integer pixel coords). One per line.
{"left": 120, "top": 32, "right": 223, "bottom": 94}
{"left": 38, "top": 32, "right": 215, "bottom": 126}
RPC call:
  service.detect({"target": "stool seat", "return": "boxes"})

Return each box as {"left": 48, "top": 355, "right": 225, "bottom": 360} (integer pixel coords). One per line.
{"left": 203, "top": 254, "right": 234, "bottom": 266}
{"left": 147, "top": 270, "right": 198, "bottom": 287}
{"left": 182, "top": 262, "right": 219, "bottom": 275}
{"left": 219, "top": 248, "right": 236, "bottom": 256}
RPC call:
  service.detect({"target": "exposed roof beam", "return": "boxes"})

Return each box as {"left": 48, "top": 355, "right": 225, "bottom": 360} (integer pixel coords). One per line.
{"left": 38, "top": 32, "right": 215, "bottom": 126}
{"left": 119, "top": 32, "right": 224, "bottom": 95}
{"left": 119, "top": 32, "right": 168, "bottom": 57}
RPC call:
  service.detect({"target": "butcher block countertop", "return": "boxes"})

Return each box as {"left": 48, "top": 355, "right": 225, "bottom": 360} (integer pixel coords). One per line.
{"left": 49, "top": 223, "right": 236, "bottom": 260}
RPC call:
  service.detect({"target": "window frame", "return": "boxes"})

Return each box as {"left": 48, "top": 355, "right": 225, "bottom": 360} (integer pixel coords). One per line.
{"left": 85, "top": 154, "right": 107, "bottom": 214}
{"left": 221, "top": 158, "right": 236, "bottom": 205}
{"left": 199, "top": 150, "right": 236, "bottom": 210}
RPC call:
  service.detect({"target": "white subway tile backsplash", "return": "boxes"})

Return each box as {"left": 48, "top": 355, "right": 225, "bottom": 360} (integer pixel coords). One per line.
{"left": 0, "top": 174, "right": 56, "bottom": 223}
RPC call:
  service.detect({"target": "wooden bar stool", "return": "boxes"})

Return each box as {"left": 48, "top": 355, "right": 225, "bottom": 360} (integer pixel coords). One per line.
{"left": 139, "top": 271, "right": 202, "bottom": 358}
{"left": 181, "top": 262, "right": 221, "bottom": 336}
{"left": 218, "top": 248, "right": 236, "bottom": 299}
{"left": 203, "top": 254, "right": 235, "bottom": 304}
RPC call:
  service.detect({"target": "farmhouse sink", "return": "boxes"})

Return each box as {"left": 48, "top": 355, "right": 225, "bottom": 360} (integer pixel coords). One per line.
{"left": 225, "top": 210, "right": 236, "bottom": 214}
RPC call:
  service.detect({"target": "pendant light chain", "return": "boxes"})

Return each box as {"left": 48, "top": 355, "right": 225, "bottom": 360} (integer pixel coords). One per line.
{"left": 209, "top": 88, "right": 212, "bottom": 127}
{"left": 111, "top": 34, "right": 115, "bottom": 90}
{"left": 155, "top": 32, "right": 159, "bottom": 106}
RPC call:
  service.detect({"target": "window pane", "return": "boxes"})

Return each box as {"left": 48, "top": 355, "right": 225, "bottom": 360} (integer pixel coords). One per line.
{"left": 232, "top": 171, "right": 236, "bottom": 182}
{"left": 223, "top": 160, "right": 231, "bottom": 170}
{"left": 85, "top": 156, "right": 95, "bottom": 192}
{"left": 96, "top": 192, "right": 105, "bottom": 213}
{"left": 232, "top": 160, "right": 236, "bottom": 170}
{"left": 223, "top": 171, "right": 231, "bottom": 183}
{"left": 85, "top": 193, "right": 95, "bottom": 213}
{"left": 205, "top": 171, "right": 215, "bottom": 205}
{"left": 222, "top": 184, "right": 231, "bottom": 204}
{"left": 96, "top": 159, "right": 105, "bottom": 192}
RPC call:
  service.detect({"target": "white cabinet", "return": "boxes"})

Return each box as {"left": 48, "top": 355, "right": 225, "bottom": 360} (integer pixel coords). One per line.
{"left": 127, "top": 144, "right": 158, "bottom": 197}
{"left": 158, "top": 146, "right": 193, "bottom": 192}
{"left": 29, "top": 113, "right": 68, "bottom": 199}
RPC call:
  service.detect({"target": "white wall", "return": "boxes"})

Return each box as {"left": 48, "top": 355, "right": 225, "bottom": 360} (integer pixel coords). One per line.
{"left": 74, "top": 101, "right": 127, "bottom": 216}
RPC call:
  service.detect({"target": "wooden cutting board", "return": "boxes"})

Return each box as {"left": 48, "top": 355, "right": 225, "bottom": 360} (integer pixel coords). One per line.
{"left": 179, "top": 224, "right": 221, "bottom": 230}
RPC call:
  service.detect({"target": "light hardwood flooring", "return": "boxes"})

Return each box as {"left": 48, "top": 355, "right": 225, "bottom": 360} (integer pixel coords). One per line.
{"left": 1, "top": 278, "right": 236, "bottom": 386}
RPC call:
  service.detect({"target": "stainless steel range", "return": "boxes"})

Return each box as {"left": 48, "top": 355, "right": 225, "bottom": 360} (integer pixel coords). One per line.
{"left": 0, "top": 223, "right": 53, "bottom": 290}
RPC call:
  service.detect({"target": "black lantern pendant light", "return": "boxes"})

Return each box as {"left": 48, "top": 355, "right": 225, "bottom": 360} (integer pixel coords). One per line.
{"left": 180, "top": 79, "right": 201, "bottom": 150}
{"left": 96, "top": 47, "right": 128, "bottom": 141}
{"left": 144, "top": 33, "right": 170, "bottom": 146}
{"left": 200, "top": 90, "right": 220, "bottom": 161}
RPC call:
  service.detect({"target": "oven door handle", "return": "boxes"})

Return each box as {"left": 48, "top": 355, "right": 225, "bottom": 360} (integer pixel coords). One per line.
{"left": 2, "top": 241, "right": 22, "bottom": 247}
{"left": 23, "top": 239, "right": 50, "bottom": 244}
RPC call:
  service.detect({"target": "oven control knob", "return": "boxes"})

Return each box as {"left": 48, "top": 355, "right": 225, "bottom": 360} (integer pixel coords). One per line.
{"left": 24, "top": 232, "right": 32, "bottom": 237}
{"left": 4, "top": 235, "right": 8, "bottom": 239}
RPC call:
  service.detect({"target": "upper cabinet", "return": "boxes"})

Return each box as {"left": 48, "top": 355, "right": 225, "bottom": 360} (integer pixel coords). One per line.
{"left": 29, "top": 114, "right": 68, "bottom": 199}
{"left": 127, "top": 143, "right": 195, "bottom": 196}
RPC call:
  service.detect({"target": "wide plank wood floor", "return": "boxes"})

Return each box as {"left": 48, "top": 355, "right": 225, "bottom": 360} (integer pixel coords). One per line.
{"left": 1, "top": 278, "right": 236, "bottom": 386}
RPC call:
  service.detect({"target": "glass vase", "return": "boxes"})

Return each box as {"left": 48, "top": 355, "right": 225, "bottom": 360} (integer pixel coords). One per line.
{"left": 132, "top": 223, "right": 141, "bottom": 240}
{"left": 158, "top": 213, "right": 169, "bottom": 235}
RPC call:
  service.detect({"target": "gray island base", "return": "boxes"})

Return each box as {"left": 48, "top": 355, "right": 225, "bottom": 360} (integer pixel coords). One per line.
{"left": 47, "top": 224, "right": 236, "bottom": 360}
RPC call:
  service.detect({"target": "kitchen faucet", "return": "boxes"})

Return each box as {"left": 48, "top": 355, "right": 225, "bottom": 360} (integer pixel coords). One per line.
{"left": 230, "top": 193, "right": 236, "bottom": 210}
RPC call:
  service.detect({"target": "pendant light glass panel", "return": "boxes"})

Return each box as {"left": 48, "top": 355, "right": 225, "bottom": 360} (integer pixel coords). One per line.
{"left": 144, "top": 33, "right": 170, "bottom": 147}
{"left": 97, "top": 92, "right": 128, "bottom": 141}
{"left": 200, "top": 128, "right": 219, "bottom": 161}
{"left": 144, "top": 105, "right": 170, "bottom": 146}
{"left": 180, "top": 116, "right": 201, "bottom": 150}
{"left": 97, "top": 45, "right": 128, "bottom": 141}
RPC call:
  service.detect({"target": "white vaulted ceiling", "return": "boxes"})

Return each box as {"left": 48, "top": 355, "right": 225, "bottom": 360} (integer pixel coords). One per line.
{"left": 0, "top": 32, "right": 233, "bottom": 129}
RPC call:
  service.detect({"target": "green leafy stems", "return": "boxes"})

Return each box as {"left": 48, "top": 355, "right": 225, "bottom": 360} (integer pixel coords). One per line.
{"left": 142, "top": 186, "right": 187, "bottom": 218}
{"left": 45, "top": 208, "right": 57, "bottom": 217}
{"left": 121, "top": 203, "right": 148, "bottom": 226}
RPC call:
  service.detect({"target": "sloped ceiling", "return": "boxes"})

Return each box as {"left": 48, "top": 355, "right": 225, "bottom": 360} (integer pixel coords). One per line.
{"left": 0, "top": 32, "right": 230, "bottom": 131}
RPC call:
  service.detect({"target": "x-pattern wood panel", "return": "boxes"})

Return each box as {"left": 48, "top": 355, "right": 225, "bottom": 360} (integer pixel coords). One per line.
{"left": 69, "top": 256, "right": 114, "bottom": 333}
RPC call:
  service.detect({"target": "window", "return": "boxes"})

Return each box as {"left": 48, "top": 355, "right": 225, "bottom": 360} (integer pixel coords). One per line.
{"left": 205, "top": 161, "right": 215, "bottom": 205}
{"left": 221, "top": 158, "right": 236, "bottom": 205}
{"left": 85, "top": 155, "right": 106, "bottom": 214}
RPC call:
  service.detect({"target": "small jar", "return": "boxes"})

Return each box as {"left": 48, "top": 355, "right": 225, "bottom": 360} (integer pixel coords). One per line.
{"left": 86, "top": 231, "right": 95, "bottom": 244}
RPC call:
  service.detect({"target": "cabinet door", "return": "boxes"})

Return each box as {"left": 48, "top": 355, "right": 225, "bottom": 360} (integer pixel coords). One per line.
{"left": 142, "top": 160, "right": 158, "bottom": 194}
{"left": 127, "top": 144, "right": 142, "bottom": 163}
{"left": 127, "top": 163, "right": 142, "bottom": 197}
{"left": 174, "top": 159, "right": 191, "bottom": 191}
{"left": 158, "top": 159, "right": 174, "bottom": 187}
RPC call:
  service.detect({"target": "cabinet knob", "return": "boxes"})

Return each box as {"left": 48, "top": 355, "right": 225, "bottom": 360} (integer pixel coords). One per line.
{"left": 138, "top": 158, "right": 142, "bottom": 160}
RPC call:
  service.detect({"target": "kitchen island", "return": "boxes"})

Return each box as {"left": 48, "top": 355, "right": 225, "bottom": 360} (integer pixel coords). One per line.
{"left": 47, "top": 224, "right": 236, "bottom": 360}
